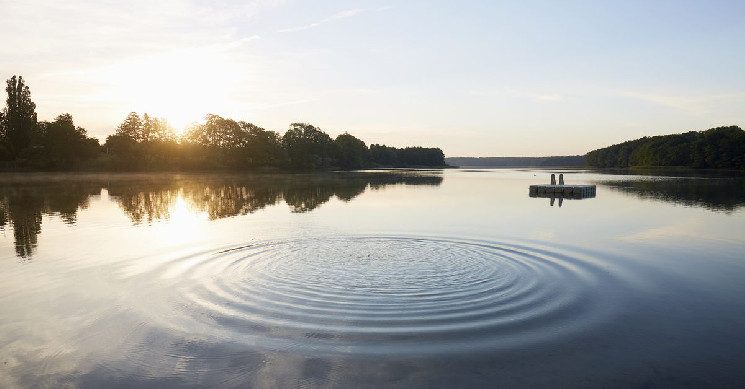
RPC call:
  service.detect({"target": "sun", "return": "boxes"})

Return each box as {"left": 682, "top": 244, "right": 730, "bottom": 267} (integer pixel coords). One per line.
{"left": 100, "top": 48, "right": 244, "bottom": 133}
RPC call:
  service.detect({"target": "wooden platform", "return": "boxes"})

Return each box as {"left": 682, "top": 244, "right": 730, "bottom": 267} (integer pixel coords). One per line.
{"left": 529, "top": 184, "right": 596, "bottom": 199}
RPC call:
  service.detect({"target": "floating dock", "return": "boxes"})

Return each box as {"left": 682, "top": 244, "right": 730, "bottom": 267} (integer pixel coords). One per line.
{"left": 529, "top": 184, "right": 596, "bottom": 198}
{"left": 529, "top": 174, "right": 596, "bottom": 199}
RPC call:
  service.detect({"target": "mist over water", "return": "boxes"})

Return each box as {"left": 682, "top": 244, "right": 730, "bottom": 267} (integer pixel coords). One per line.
{"left": 1, "top": 169, "right": 745, "bottom": 388}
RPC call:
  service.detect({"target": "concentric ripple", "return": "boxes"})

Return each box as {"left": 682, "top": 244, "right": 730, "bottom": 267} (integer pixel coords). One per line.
{"left": 140, "top": 236, "right": 625, "bottom": 355}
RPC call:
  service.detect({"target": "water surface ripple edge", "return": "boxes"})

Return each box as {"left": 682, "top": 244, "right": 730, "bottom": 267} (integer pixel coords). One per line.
{"left": 135, "top": 236, "right": 628, "bottom": 355}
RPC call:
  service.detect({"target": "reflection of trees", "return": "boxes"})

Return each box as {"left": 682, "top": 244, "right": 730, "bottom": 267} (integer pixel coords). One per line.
{"left": 1, "top": 171, "right": 443, "bottom": 258}
{"left": 43, "top": 183, "right": 95, "bottom": 224}
{"left": 111, "top": 172, "right": 444, "bottom": 221}
{"left": 283, "top": 183, "right": 350, "bottom": 213}
{"left": 109, "top": 185, "right": 181, "bottom": 224}
{"left": 602, "top": 178, "right": 745, "bottom": 212}
{"left": 107, "top": 180, "right": 284, "bottom": 221}
{"left": 0, "top": 181, "right": 100, "bottom": 258}
{"left": 6, "top": 190, "right": 43, "bottom": 258}
{"left": 280, "top": 172, "right": 444, "bottom": 213}
{"left": 365, "top": 172, "right": 444, "bottom": 190}
{"left": 185, "top": 183, "right": 283, "bottom": 220}
{"left": 282, "top": 175, "right": 368, "bottom": 213}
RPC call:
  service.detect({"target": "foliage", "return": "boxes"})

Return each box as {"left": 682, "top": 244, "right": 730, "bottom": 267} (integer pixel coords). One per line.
{"left": 2, "top": 75, "right": 447, "bottom": 171}
{"left": 36, "top": 114, "right": 100, "bottom": 168}
{"left": 1, "top": 75, "right": 38, "bottom": 159}
{"left": 178, "top": 114, "right": 287, "bottom": 169}
{"left": 398, "top": 147, "right": 446, "bottom": 167}
{"left": 104, "top": 134, "right": 142, "bottom": 170}
{"left": 369, "top": 144, "right": 446, "bottom": 167}
{"left": 115, "top": 112, "right": 143, "bottom": 141}
{"left": 369, "top": 144, "right": 398, "bottom": 166}
{"left": 186, "top": 113, "right": 242, "bottom": 148}
{"left": 115, "top": 112, "right": 176, "bottom": 143}
{"left": 334, "top": 133, "right": 368, "bottom": 169}
{"left": 239, "top": 121, "right": 286, "bottom": 167}
{"left": 445, "top": 156, "right": 586, "bottom": 168}
{"left": 282, "top": 123, "right": 336, "bottom": 169}
{"left": 107, "top": 112, "right": 181, "bottom": 170}
{"left": 586, "top": 126, "right": 745, "bottom": 169}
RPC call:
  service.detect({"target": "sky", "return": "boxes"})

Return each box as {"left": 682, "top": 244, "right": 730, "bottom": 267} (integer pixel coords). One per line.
{"left": 1, "top": 0, "right": 744, "bottom": 157}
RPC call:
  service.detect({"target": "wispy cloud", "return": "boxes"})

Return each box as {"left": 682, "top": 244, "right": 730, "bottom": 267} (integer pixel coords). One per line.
{"left": 616, "top": 90, "right": 745, "bottom": 116}
{"left": 469, "top": 87, "right": 564, "bottom": 102}
{"left": 506, "top": 88, "right": 564, "bottom": 102}
{"left": 278, "top": 9, "right": 367, "bottom": 33}
{"left": 0, "top": 0, "right": 282, "bottom": 74}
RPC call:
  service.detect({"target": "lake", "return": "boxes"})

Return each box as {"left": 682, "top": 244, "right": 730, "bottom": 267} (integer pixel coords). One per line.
{"left": 1, "top": 169, "right": 745, "bottom": 388}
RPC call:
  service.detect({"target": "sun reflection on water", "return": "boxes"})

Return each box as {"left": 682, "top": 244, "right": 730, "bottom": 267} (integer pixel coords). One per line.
{"left": 155, "top": 192, "right": 208, "bottom": 245}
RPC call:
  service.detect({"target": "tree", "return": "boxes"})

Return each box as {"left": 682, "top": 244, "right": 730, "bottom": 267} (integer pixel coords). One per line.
{"left": 104, "top": 134, "right": 140, "bottom": 169}
{"left": 239, "top": 121, "right": 286, "bottom": 167}
{"left": 334, "top": 132, "right": 368, "bottom": 169}
{"left": 1, "top": 76, "right": 38, "bottom": 158}
{"left": 185, "top": 114, "right": 243, "bottom": 148}
{"left": 39, "top": 114, "right": 100, "bottom": 168}
{"left": 586, "top": 126, "right": 745, "bottom": 169}
{"left": 282, "top": 123, "right": 335, "bottom": 169}
{"left": 149, "top": 116, "right": 176, "bottom": 142}
{"left": 116, "top": 112, "right": 143, "bottom": 141}
{"left": 370, "top": 144, "right": 398, "bottom": 166}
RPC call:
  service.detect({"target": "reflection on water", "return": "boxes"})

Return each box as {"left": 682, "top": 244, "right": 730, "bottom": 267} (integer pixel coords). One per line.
{"left": 528, "top": 194, "right": 596, "bottom": 207}
{"left": 0, "top": 182, "right": 101, "bottom": 258}
{"left": 112, "top": 172, "right": 442, "bottom": 221}
{"left": 601, "top": 176, "right": 745, "bottom": 213}
{"left": 0, "top": 172, "right": 442, "bottom": 258}
{"left": 2, "top": 169, "right": 745, "bottom": 388}
{"left": 145, "top": 236, "right": 623, "bottom": 355}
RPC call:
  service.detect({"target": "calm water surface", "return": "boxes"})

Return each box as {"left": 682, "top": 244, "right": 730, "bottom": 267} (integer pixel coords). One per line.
{"left": 1, "top": 169, "right": 744, "bottom": 388}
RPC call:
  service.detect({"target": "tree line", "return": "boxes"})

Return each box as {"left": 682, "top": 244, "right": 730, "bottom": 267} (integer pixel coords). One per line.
{"left": 446, "top": 155, "right": 586, "bottom": 168}
{"left": 586, "top": 126, "right": 745, "bottom": 169}
{"left": 0, "top": 75, "right": 446, "bottom": 171}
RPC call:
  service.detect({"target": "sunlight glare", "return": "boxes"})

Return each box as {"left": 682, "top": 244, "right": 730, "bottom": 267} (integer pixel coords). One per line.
{"left": 157, "top": 192, "right": 206, "bottom": 245}
{"left": 98, "top": 48, "right": 245, "bottom": 130}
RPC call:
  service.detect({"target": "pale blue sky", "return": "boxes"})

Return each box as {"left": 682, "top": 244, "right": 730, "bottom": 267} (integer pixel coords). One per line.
{"left": 2, "top": 0, "right": 743, "bottom": 156}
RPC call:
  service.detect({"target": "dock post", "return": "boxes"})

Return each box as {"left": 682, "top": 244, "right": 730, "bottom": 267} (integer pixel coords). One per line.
{"left": 559, "top": 174, "right": 564, "bottom": 185}
{"left": 550, "top": 174, "right": 556, "bottom": 185}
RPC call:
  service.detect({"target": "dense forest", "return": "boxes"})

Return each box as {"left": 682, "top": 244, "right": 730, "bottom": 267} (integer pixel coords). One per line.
{"left": 586, "top": 126, "right": 745, "bottom": 169}
{"left": 0, "top": 75, "right": 446, "bottom": 171}
{"left": 446, "top": 155, "right": 586, "bottom": 168}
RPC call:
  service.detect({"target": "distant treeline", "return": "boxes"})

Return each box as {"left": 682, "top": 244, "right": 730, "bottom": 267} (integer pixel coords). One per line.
{"left": 586, "top": 126, "right": 745, "bottom": 169}
{"left": 0, "top": 75, "right": 446, "bottom": 171}
{"left": 446, "top": 155, "right": 586, "bottom": 168}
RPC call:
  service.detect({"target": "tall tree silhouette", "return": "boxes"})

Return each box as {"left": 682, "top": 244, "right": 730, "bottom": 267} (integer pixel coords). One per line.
{"left": 1, "top": 75, "right": 38, "bottom": 159}
{"left": 116, "top": 112, "right": 143, "bottom": 141}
